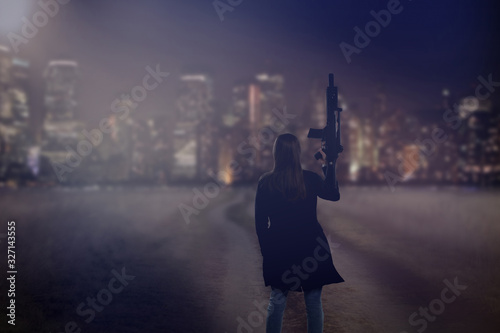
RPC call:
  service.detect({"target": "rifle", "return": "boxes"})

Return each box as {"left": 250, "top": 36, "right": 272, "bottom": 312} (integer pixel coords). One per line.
{"left": 307, "top": 73, "right": 344, "bottom": 165}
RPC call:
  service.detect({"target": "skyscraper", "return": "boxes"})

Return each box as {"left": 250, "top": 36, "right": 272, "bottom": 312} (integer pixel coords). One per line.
{"left": 9, "top": 57, "right": 31, "bottom": 125}
{"left": 255, "top": 72, "right": 285, "bottom": 127}
{"left": 0, "top": 45, "right": 13, "bottom": 181}
{"left": 0, "top": 45, "right": 33, "bottom": 183}
{"left": 458, "top": 97, "right": 499, "bottom": 185}
{"left": 253, "top": 72, "right": 285, "bottom": 174}
{"left": 40, "top": 59, "right": 84, "bottom": 182}
{"left": 43, "top": 60, "right": 78, "bottom": 121}
{"left": 171, "top": 70, "right": 217, "bottom": 182}
{"left": 370, "top": 84, "right": 389, "bottom": 177}
{"left": 0, "top": 45, "right": 12, "bottom": 121}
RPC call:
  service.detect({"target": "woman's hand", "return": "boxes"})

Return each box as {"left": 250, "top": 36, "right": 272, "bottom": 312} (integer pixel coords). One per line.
{"left": 317, "top": 143, "right": 344, "bottom": 164}
{"left": 317, "top": 148, "right": 327, "bottom": 163}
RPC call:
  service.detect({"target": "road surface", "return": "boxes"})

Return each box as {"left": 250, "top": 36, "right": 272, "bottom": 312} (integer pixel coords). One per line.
{"left": 0, "top": 185, "right": 498, "bottom": 332}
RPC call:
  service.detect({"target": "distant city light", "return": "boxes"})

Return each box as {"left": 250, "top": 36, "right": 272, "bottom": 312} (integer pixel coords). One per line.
{"left": 180, "top": 74, "right": 207, "bottom": 82}
{"left": 458, "top": 96, "right": 479, "bottom": 118}
{"left": 27, "top": 146, "right": 40, "bottom": 176}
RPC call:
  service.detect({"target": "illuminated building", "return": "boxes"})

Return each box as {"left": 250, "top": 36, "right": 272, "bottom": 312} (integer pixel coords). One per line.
{"left": 222, "top": 79, "right": 256, "bottom": 183}
{"left": 400, "top": 144, "right": 421, "bottom": 180}
{"left": 358, "top": 118, "right": 377, "bottom": 182}
{"left": 0, "top": 45, "right": 13, "bottom": 180}
{"left": 216, "top": 131, "right": 237, "bottom": 185}
{"left": 10, "top": 57, "right": 31, "bottom": 124}
{"left": 248, "top": 82, "right": 262, "bottom": 169}
{"left": 43, "top": 60, "right": 79, "bottom": 121}
{"left": 0, "top": 45, "right": 12, "bottom": 121}
{"left": 128, "top": 117, "right": 163, "bottom": 182}
{"left": 0, "top": 45, "right": 33, "bottom": 183}
{"left": 255, "top": 72, "right": 284, "bottom": 127}
{"left": 147, "top": 115, "right": 171, "bottom": 184}
{"left": 171, "top": 70, "right": 217, "bottom": 182}
{"left": 458, "top": 97, "right": 499, "bottom": 185}
{"left": 225, "top": 72, "right": 286, "bottom": 182}
{"left": 421, "top": 122, "right": 459, "bottom": 184}
{"left": 301, "top": 77, "right": 327, "bottom": 173}
{"left": 377, "top": 109, "right": 410, "bottom": 181}
{"left": 371, "top": 84, "right": 389, "bottom": 174}
{"left": 96, "top": 111, "right": 133, "bottom": 182}
{"left": 215, "top": 80, "right": 249, "bottom": 183}
{"left": 253, "top": 72, "right": 285, "bottom": 174}
{"left": 40, "top": 59, "right": 85, "bottom": 182}
{"left": 231, "top": 79, "right": 252, "bottom": 121}
{"left": 345, "top": 108, "right": 363, "bottom": 182}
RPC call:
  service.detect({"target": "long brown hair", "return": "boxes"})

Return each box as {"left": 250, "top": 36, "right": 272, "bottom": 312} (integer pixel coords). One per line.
{"left": 264, "top": 133, "right": 307, "bottom": 201}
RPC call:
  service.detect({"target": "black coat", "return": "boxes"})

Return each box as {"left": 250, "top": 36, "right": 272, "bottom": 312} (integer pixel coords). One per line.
{"left": 254, "top": 167, "right": 344, "bottom": 292}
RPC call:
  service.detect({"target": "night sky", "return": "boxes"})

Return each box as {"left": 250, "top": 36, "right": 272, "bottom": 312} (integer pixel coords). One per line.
{"left": 0, "top": 0, "right": 498, "bottom": 126}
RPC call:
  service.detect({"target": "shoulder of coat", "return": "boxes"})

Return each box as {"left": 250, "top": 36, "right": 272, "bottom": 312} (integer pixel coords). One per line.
{"left": 257, "top": 172, "right": 273, "bottom": 188}
{"left": 258, "top": 171, "right": 272, "bottom": 182}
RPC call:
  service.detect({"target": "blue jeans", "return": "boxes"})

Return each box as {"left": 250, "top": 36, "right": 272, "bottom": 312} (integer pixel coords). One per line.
{"left": 266, "top": 286, "right": 324, "bottom": 333}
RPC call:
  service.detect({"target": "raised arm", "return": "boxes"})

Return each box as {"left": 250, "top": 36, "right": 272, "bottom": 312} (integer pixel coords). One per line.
{"left": 317, "top": 161, "right": 340, "bottom": 201}
{"left": 313, "top": 147, "right": 340, "bottom": 201}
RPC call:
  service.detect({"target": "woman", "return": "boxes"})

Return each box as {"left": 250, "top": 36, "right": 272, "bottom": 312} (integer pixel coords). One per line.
{"left": 255, "top": 133, "right": 344, "bottom": 333}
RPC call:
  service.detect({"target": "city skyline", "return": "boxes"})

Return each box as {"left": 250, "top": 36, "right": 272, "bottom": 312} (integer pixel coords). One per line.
{"left": 1, "top": 3, "right": 499, "bottom": 333}
{"left": 1, "top": 44, "right": 499, "bottom": 186}
{"left": 0, "top": 0, "right": 499, "bottom": 187}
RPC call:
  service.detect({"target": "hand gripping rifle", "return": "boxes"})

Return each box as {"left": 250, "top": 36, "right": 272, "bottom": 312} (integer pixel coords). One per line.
{"left": 307, "top": 73, "right": 344, "bottom": 165}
